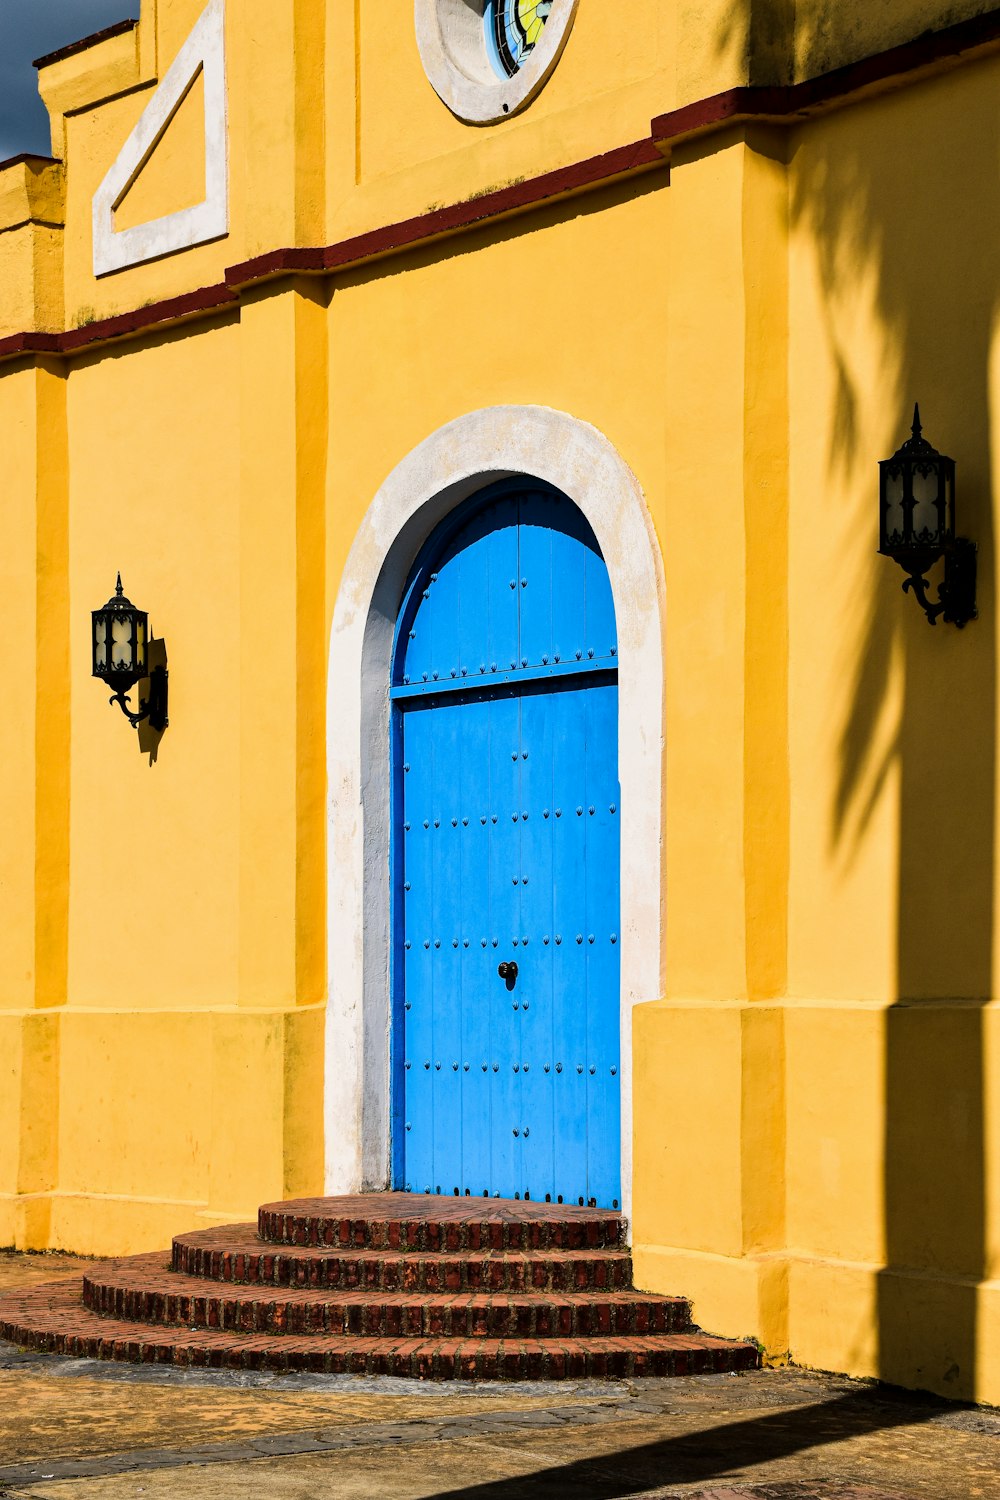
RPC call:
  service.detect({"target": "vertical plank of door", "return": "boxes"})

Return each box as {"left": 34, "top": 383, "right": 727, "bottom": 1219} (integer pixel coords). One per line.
{"left": 518, "top": 492, "right": 554, "bottom": 669}
{"left": 488, "top": 690, "right": 521, "bottom": 1196}
{"left": 584, "top": 527, "right": 618, "bottom": 662}
{"left": 430, "top": 696, "right": 463, "bottom": 1194}
{"left": 429, "top": 522, "right": 462, "bottom": 685}
{"left": 550, "top": 683, "right": 590, "bottom": 1204}
{"left": 542, "top": 492, "right": 590, "bottom": 669}
{"left": 487, "top": 500, "right": 521, "bottom": 676}
{"left": 584, "top": 680, "right": 622, "bottom": 1208}
{"left": 402, "top": 704, "right": 435, "bottom": 1194}
{"left": 455, "top": 515, "right": 489, "bottom": 684}
{"left": 459, "top": 692, "right": 492, "bottom": 1195}
{"left": 519, "top": 684, "right": 555, "bottom": 1201}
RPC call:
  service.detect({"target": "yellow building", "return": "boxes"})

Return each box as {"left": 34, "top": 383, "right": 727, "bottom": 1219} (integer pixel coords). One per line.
{"left": 3, "top": 0, "right": 1000, "bottom": 1402}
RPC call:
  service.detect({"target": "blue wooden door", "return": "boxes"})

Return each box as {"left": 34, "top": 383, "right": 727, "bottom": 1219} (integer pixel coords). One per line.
{"left": 392, "top": 484, "right": 621, "bottom": 1208}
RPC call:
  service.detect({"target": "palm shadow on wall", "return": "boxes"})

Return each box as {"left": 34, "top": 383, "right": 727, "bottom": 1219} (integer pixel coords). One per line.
{"left": 720, "top": 1, "right": 997, "bottom": 1399}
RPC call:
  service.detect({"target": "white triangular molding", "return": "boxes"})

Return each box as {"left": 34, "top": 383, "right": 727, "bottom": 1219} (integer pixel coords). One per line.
{"left": 93, "top": 0, "right": 228, "bottom": 277}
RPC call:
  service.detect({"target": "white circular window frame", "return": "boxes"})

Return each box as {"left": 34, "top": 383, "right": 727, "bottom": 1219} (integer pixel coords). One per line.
{"left": 415, "top": 0, "right": 579, "bottom": 124}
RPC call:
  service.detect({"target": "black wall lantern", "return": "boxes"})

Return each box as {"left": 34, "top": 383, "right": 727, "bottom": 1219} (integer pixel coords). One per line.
{"left": 92, "top": 574, "right": 168, "bottom": 730}
{"left": 879, "top": 406, "right": 977, "bottom": 627}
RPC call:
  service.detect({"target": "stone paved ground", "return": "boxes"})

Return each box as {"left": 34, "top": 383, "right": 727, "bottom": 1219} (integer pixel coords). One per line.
{"left": 1, "top": 1253, "right": 999, "bottom": 1499}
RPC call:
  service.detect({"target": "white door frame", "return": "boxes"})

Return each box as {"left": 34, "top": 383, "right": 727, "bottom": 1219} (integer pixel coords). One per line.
{"left": 325, "top": 405, "right": 665, "bottom": 1223}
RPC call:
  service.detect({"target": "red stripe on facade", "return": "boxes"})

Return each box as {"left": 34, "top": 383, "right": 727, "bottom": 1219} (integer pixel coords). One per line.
{"left": 33, "top": 19, "right": 139, "bottom": 72}
{"left": 0, "top": 284, "right": 237, "bottom": 362}
{"left": 0, "top": 153, "right": 60, "bottom": 174}
{"left": 651, "top": 8, "right": 1000, "bottom": 144}
{"left": 0, "top": 332, "right": 63, "bottom": 359}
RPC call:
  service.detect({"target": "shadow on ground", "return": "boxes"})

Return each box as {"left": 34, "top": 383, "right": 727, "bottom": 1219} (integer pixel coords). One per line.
{"left": 430, "top": 1386, "right": 956, "bottom": 1499}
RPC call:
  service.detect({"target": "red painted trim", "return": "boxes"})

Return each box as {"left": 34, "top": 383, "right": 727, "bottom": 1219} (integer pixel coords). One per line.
{"left": 225, "top": 137, "right": 665, "bottom": 289}
{"left": 0, "top": 153, "right": 60, "bottom": 174}
{"left": 0, "top": 333, "right": 63, "bottom": 360}
{"left": 0, "top": 284, "right": 237, "bottom": 363}
{"left": 224, "top": 247, "right": 325, "bottom": 285}
{"left": 33, "top": 19, "right": 139, "bottom": 72}
{"left": 62, "top": 283, "right": 238, "bottom": 351}
{"left": 652, "top": 89, "right": 786, "bottom": 144}
{"left": 652, "top": 7, "right": 1000, "bottom": 144}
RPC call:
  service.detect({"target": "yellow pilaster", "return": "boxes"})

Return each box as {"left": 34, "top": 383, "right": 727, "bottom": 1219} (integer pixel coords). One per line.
{"left": 635, "top": 133, "right": 792, "bottom": 1351}
{"left": 293, "top": 286, "right": 329, "bottom": 1011}
{"left": 239, "top": 282, "right": 328, "bottom": 1010}
{"left": 742, "top": 130, "right": 790, "bottom": 1008}
{"left": 0, "top": 359, "right": 67, "bottom": 1244}
{"left": 34, "top": 361, "right": 70, "bottom": 1013}
{"left": 239, "top": 289, "right": 298, "bottom": 1009}
{"left": 0, "top": 367, "right": 39, "bottom": 1018}
{"left": 739, "top": 130, "right": 791, "bottom": 1352}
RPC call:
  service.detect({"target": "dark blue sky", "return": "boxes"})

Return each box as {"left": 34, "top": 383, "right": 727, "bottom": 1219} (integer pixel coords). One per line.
{"left": 0, "top": 1, "right": 140, "bottom": 160}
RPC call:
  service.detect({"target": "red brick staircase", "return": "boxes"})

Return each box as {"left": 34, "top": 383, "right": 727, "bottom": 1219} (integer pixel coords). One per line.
{"left": 0, "top": 1195, "right": 759, "bottom": 1380}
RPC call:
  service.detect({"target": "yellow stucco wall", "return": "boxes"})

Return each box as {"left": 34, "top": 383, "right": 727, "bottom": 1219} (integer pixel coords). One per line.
{"left": 634, "top": 44, "right": 1000, "bottom": 1405}
{"left": 4, "top": 0, "right": 1000, "bottom": 1405}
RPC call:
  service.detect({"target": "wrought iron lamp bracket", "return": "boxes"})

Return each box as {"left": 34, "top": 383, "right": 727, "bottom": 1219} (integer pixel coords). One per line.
{"left": 108, "top": 688, "right": 147, "bottom": 728}
{"left": 897, "top": 538, "right": 977, "bottom": 628}
{"left": 107, "top": 667, "right": 169, "bottom": 731}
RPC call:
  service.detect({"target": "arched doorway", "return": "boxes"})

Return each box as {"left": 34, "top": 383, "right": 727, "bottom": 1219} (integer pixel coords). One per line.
{"left": 325, "top": 405, "right": 664, "bottom": 1223}
{"left": 391, "top": 481, "right": 621, "bottom": 1207}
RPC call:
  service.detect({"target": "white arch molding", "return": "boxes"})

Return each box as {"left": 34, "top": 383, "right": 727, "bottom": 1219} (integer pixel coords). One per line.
{"left": 325, "top": 406, "right": 665, "bottom": 1223}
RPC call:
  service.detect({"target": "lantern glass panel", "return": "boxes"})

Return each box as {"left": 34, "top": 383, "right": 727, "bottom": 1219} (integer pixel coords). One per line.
{"left": 94, "top": 617, "right": 107, "bottom": 669}
{"left": 111, "top": 616, "right": 133, "bottom": 669}
{"left": 912, "top": 466, "right": 940, "bottom": 544}
{"left": 136, "top": 619, "right": 146, "bottom": 671}
{"left": 884, "top": 468, "right": 905, "bottom": 547}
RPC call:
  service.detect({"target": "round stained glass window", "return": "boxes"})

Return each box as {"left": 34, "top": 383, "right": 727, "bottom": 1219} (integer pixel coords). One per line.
{"left": 485, "top": 1, "right": 553, "bottom": 79}
{"left": 416, "top": 0, "right": 578, "bottom": 125}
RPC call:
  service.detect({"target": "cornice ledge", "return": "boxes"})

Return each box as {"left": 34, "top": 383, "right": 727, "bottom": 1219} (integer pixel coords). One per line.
{"left": 6, "top": 5, "right": 1000, "bottom": 366}
{"left": 0, "top": 283, "right": 237, "bottom": 362}
{"left": 652, "top": 5, "right": 1000, "bottom": 148}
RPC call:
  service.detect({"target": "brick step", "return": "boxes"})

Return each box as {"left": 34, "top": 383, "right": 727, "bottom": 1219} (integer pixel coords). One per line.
{"left": 172, "top": 1225, "right": 635, "bottom": 1292}
{"left": 82, "top": 1255, "right": 690, "bottom": 1338}
{"left": 258, "top": 1193, "right": 623, "bottom": 1253}
{"left": 0, "top": 1280, "right": 759, "bottom": 1381}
